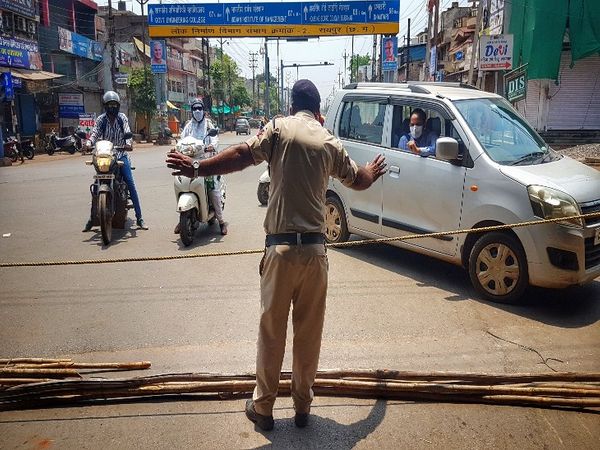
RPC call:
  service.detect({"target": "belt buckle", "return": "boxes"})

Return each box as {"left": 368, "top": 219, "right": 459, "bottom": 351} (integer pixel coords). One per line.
{"left": 296, "top": 233, "right": 302, "bottom": 245}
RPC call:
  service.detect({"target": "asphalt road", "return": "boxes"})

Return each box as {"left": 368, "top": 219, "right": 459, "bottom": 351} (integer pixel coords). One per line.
{"left": 1, "top": 132, "right": 599, "bottom": 449}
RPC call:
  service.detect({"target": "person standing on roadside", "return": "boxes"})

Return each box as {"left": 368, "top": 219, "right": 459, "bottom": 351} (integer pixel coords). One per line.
{"left": 166, "top": 79, "right": 386, "bottom": 431}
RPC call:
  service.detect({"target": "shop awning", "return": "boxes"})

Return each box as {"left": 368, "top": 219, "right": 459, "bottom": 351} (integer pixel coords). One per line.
{"left": 166, "top": 101, "right": 180, "bottom": 110}
{"left": 1, "top": 68, "right": 64, "bottom": 81}
{"left": 133, "top": 37, "right": 150, "bottom": 58}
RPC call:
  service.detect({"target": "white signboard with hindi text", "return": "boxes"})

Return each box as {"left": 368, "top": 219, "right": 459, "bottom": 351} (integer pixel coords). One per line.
{"left": 479, "top": 34, "right": 513, "bottom": 71}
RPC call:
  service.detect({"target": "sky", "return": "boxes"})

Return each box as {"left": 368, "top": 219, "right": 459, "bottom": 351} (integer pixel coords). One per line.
{"left": 95, "top": 0, "right": 471, "bottom": 103}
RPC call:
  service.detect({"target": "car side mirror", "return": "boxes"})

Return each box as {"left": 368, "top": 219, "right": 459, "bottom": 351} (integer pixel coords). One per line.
{"left": 123, "top": 131, "right": 133, "bottom": 140}
{"left": 76, "top": 130, "right": 87, "bottom": 139}
{"left": 436, "top": 137, "right": 459, "bottom": 161}
{"left": 207, "top": 128, "right": 218, "bottom": 137}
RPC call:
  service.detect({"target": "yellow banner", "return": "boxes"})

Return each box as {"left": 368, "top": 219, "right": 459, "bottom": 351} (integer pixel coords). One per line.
{"left": 148, "top": 23, "right": 399, "bottom": 38}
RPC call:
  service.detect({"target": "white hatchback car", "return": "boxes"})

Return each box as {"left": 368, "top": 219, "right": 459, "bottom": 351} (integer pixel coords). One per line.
{"left": 324, "top": 82, "right": 600, "bottom": 303}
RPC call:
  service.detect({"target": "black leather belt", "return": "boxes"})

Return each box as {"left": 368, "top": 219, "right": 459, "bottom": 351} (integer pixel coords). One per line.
{"left": 265, "top": 232, "right": 325, "bottom": 247}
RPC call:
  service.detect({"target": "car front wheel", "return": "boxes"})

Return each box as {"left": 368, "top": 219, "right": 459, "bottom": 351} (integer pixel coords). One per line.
{"left": 325, "top": 196, "right": 349, "bottom": 244}
{"left": 468, "top": 232, "right": 528, "bottom": 304}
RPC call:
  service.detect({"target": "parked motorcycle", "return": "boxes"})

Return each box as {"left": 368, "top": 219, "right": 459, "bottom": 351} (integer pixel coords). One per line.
{"left": 257, "top": 169, "right": 270, "bottom": 205}
{"left": 173, "top": 129, "right": 226, "bottom": 246}
{"left": 3, "top": 134, "right": 34, "bottom": 162}
{"left": 81, "top": 130, "right": 133, "bottom": 246}
{"left": 45, "top": 129, "right": 82, "bottom": 155}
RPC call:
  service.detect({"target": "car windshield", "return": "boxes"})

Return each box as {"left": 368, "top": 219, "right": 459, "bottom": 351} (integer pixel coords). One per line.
{"left": 453, "top": 98, "right": 559, "bottom": 165}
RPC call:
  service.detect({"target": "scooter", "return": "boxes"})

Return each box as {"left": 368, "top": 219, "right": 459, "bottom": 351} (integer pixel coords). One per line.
{"left": 173, "top": 129, "right": 226, "bottom": 246}
{"left": 257, "top": 169, "right": 270, "bottom": 205}
{"left": 3, "top": 134, "right": 34, "bottom": 162}
{"left": 81, "top": 130, "right": 133, "bottom": 246}
{"left": 45, "top": 129, "right": 82, "bottom": 155}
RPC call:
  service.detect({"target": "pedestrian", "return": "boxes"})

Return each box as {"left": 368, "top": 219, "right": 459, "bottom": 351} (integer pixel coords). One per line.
{"left": 166, "top": 79, "right": 386, "bottom": 431}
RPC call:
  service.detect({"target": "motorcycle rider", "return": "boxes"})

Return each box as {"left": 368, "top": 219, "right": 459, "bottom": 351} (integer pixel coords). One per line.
{"left": 174, "top": 97, "right": 228, "bottom": 235}
{"left": 83, "top": 91, "right": 148, "bottom": 231}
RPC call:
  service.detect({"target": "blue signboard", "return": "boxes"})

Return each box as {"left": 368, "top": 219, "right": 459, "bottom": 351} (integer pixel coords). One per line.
{"left": 12, "top": 75, "right": 22, "bottom": 88}
{"left": 58, "top": 27, "right": 103, "bottom": 62}
{"left": 382, "top": 35, "right": 397, "bottom": 71}
{"left": 0, "top": 36, "right": 39, "bottom": 69}
{"left": 1, "top": 72, "right": 14, "bottom": 101}
{"left": 0, "top": 0, "right": 36, "bottom": 19}
{"left": 150, "top": 40, "right": 167, "bottom": 74}
{"left": 59, "top": 104, "right": 85, "bottom": 118}
{"left": 148, "top": 1, "right": 400, "bottom": 37}
{"left": 455, "top": 50, "right": 464, "bottom": 61}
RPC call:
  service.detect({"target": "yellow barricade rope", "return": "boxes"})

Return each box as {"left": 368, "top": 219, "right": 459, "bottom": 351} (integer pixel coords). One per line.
{"left": 1, "top": 212, "right": 599, "bottom": 268}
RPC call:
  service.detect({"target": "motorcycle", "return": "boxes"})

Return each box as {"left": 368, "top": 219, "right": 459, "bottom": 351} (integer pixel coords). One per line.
{"left": 3, "top": 135, "right": 34, "bottom": 162}
{"left": 81, "top": 130, "right": 133, "bottom": 246}
{"left": 173, "top": 129, "right": 226, "bottom": 246}
{"left": 45, "top": 129, "right": 83, "bottom": 155}
{"left": 257, "top": 169, "right": 270, "bottom": 206}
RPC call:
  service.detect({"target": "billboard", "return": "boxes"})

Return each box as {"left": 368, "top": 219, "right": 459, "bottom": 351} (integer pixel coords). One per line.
{"left": 58, "top": 27, "right": 103, "bottom": 61}
{"left": 479, "top": 34, "right": 513, "bottom": 71}
{"left": 0, "top": 0, "right": 36, "bottom": 19}
{"left": 0, "top": 36, "right": 42, "bottom": 70}
{"left": 382, "top": 36, "right": 397, "bottom": 71}
{"left": 58, "top": 93, "right": 85, "bottom": 119}
{"left": 148, "top": 1, "right": 400, "bottom": 38}
{"left": 150, "top": 40, "right": 167, "bottom": 73}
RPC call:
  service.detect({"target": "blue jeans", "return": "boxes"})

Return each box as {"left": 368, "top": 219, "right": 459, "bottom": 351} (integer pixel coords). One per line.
{"left": 119, "top": 155, "right": 142, "bottom": 220}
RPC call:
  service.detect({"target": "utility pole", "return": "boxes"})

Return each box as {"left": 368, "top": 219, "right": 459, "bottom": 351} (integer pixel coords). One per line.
{"left": 276, "top": 38, "right": 280, "bottom": 113}
{"left": 406, "top": 18, "right": 411, "bottom": 81}
{"left": 350, "top": 36, "right": 354, "bottom": 82}
{"left": 371, "top": 35, "right": 377, "bottom": 81}
{"left": 468, "top": 0, "right": 483, "bottom": 85}
{"left": 424, "top": 1, "right": 433, "bottom": 81}
{"left": 432, "top": 0, "right": 440, "bottom": 80}
{"left": 342, "top": 50, "right": 348, "bottom": 85}
{"left": 264, "top": 39, "right": 270, "bottom": 118}
{"left": 249, "top": 52, "right": 258, "bottom": 114}
{"left": 134, "top": 0, "right": 150, "bottom": 71}
{"left": 338, "top": 70, "right": 342, "bottom": 88}
{"left": 108, "top": 0, "right": 116, "bottom": 89}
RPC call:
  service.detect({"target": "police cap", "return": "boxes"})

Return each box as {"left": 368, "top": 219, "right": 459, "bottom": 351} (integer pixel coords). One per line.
{"left": 291, "top": 79, "right": 321, "bottom": 113}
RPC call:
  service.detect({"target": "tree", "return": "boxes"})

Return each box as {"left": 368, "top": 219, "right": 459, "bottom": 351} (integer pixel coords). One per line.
{"left": 232, "top": 81, "right": 252, "bottom": 108}
{"left": 348, "top": 54, "right": 371, "bottom": 82}
{"left": 128, "top": 67, "right": 156, "bottom": 132}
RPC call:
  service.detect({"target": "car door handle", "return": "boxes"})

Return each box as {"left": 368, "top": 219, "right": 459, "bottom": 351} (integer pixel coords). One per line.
{"left": 389, "top": 166, "right": 400, "bottom": 174}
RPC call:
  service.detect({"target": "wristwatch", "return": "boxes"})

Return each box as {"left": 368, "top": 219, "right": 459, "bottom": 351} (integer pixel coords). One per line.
{"left": 192, "top": 160, "right": 200, "bottom": 178}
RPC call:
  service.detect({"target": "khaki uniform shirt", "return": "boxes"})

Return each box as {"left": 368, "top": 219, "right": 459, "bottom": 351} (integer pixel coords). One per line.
{"left": 246, "top": 110, "right": 358, "bottom": 235}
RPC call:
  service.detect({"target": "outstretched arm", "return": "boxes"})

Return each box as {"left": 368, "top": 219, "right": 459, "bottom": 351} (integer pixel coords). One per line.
{"left": 166, "top": 143, "right": 255, "bottom": 177}
{"left": 349, "top": 154, "right": 387, "bottom": 191}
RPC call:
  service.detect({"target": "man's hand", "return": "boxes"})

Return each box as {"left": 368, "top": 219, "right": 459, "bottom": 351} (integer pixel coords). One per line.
{"left": 166, "top": 149, "right": 195, "bottom": 177}
{"left": 365, "top": 154, "right": 387, "bottom": 182}
{"left": 351, "top": 154, "right": 387, "bottom": 191}
{"left": 205, "top": 144, "right": 215, "bottom": 153}
{"left": 124, "top": 144, "right": 132, "bottom": 151}
{"left": 408, "top": 140, "right": 420, "bottom": 154}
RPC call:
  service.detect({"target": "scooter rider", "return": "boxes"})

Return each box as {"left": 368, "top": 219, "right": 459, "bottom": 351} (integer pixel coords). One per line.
{"left": 83, "top": 91, "right": 148, "bottom": 231}
{"left": 174, "top": 97, "right": 228, "bottom": 235}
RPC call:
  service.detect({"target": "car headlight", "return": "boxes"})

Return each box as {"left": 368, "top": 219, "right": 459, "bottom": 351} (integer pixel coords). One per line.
{"left": 528, "top": 185, "right": 583, "bottom": 228}
{"left": 95, "top": 156, "right": 112, "bottom": 173}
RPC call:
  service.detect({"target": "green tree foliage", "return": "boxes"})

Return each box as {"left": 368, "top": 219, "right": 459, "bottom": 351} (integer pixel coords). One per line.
{"left": 128, "top": 67, "right": 156, "bottom": 129}
{"left": 210, "top": 52, "right": 252, "bottom": 110}
{"left": 349, "top": 54, "right": 371, "bottom": 81}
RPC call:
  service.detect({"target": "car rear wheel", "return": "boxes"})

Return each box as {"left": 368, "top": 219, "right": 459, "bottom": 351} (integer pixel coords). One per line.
{"left": 325, "top": 196, "right": 349, "bottom": 244}
{"left": 468, "top": 232, "right": 528, "bottom": 304}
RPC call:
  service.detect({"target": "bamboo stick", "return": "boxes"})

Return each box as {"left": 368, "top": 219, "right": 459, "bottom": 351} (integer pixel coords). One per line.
{"left": 11, "top": 362, "right": 151, "bottom": 370}
{"left": 0, "top": 379, "right": 53, "bottom": 385}
{"left": 0, "top": 368, "right": 80, "bottom": 378}
{"left": 0, "top": 358, "right": 72, "bottom": 364}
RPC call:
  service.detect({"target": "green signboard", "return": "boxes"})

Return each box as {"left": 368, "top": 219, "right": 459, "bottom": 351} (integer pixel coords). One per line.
{"left": 504, "top": 65, "right": 528, "bottom": 103}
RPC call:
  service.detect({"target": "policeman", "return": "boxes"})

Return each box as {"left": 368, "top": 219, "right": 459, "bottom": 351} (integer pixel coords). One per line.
{"left": 166, "top": 79, "right": 386, "bottom": 431}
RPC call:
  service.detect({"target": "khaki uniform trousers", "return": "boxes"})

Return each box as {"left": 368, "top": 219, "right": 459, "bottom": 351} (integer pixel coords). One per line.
{"left": 253, "top": 243, "right": 328, "bottom": 416}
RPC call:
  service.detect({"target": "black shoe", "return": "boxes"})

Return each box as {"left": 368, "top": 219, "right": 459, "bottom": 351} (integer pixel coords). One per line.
{"left": 137, "top": 218, "right": 148, "bottom": 230}
{"left": 82, "top": 220, "right": 93, "bottom": 232}
{"left": 295, "top": 412, "right": 309, "bottom": 428}
{"left": 174, "top": 223, "right": 180, "bottom": 234}
{"left": 245, "top": 399, "right": 274, "bottom": 431}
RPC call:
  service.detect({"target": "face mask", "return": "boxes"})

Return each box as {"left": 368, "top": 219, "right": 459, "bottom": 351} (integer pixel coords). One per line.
{"left": 410, "top": 125, "right": 423, "bottom": 139}
{"left": 192, "top": 110, "right": 204, "bottom": 122}
{"left": 106, "top": 105, "right": 119, "bottom": 118}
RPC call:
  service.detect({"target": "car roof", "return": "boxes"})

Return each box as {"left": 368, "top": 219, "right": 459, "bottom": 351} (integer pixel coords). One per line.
{"left": 342, "top": 82, "right": 503, "bottom": 101}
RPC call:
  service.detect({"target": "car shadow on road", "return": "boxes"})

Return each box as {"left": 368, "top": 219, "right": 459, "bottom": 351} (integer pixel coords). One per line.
{"left": 335, "top": 241, "right": 600, "bottom": 329}
{"left": 252, "top": 399, "right": 387, "bottom": 450}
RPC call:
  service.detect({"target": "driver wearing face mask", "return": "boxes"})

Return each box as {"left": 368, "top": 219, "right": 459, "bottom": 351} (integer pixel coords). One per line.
{"left": 176, "top": 98, "right": 227, "bottom": 235}
{"left": 397, "top": 108, "right": 438, "bottom": 157}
